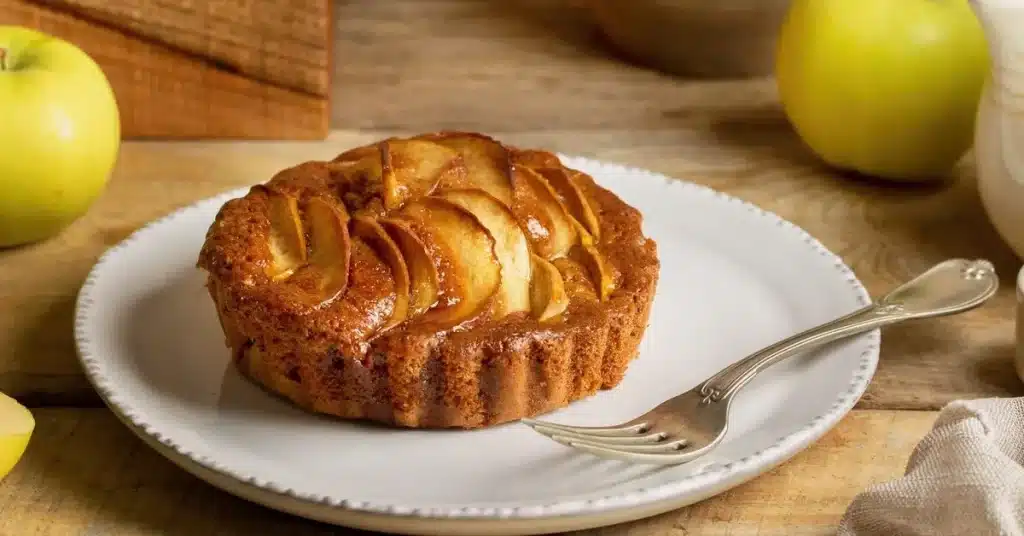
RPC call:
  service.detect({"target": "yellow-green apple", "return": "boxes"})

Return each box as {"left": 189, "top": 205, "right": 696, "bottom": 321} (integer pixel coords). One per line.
{"left": 0, "top": 26, "right": 120, "bottom": 246}
{"left": 776, "top": 0, "right": 988, "bottom": 181}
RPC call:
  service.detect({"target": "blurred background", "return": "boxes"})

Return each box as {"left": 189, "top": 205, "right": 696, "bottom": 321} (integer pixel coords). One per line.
{"left": 6, "top": 0, "right": 788, "bottom": 138}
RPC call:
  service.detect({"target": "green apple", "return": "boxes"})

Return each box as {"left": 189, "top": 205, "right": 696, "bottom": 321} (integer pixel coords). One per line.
{"left": 0, "top": 26, "right": 120, "bottom": 247}
{"left": 776, "top": 0, "right": 989, "bottom": 181}
{"left": 0, "top": 391, "right": 33, "bottom": 481}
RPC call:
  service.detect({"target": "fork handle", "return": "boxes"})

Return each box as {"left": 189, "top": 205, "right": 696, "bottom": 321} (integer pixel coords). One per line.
{"left": 698, "top": 259, "right": 999, "bottom": 404}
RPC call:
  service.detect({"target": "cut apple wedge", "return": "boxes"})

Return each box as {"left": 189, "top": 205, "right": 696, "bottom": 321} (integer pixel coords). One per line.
{"left": 255, "top": 185, "right": 307, "bottom": 281}
{"left": 572, "top": 242, "right": 617, "bottom": 302}
{"left": 351, "top": 216, "right": 410, "bottom": 332}
{"left": 0, "top": 391, "right": 33, "bottom": 481}
{"left": 511, "top": 166, "right": 578, "bottom": 259}
{"left": 536, "top": 168, "right": 601, "bottom": 241}
{"left": 379, "top": 218, "right": 441, "bottom": 317}
{"left": 436, "top": 188, "right": 532, "bottom": 316}
{"left": 397, "top": 197, "right": 502, "bottom": 327}
{"left": 289, "top": 198, "right": 352, "bottom": 303}
{"left": 381, "top": 139, "right": 461, "bottom": 211}
{"left": 529, "top": 254, "right": 569, "bottom": 322}
{"left": 418, "top": 132, "right": 515, "bottom": 207}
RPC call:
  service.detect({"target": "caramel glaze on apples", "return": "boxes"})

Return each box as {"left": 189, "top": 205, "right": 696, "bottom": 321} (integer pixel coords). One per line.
{"left": 197, "top": 132, "right": 659, "bottom": 429}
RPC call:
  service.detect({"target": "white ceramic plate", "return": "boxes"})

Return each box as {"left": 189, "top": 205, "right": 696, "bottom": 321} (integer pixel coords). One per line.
{"left": 74, "top": 157, "right": 878, "bottom": 535}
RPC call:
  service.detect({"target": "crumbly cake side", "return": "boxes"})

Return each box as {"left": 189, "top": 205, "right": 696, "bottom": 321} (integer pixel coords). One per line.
{"left": 198, "top": 135, "right": 659, "bottom": 429}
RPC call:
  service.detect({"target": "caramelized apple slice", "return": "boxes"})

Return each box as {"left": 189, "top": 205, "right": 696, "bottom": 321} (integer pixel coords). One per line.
{"left": 436, "top": 189, "right": 532, "bottom": 316}
{"left": 572, "top": 242, "right": 617, "bottom": 302}
{"left": 255, "top": 185, "right": 307, "bottom": 281}
{"left": 511, "top": 166, "right": 578, "bottom": 259}
{"left": 398, "top": 198, "right": 502, "bottom": 327}
{"left": 552, "top": 257, "right": 599, "bottom": 302}
{"left": 418, "top": 132, "right": 514, "bottom": 207}
{"left": 333, "top": 141, "right": 384, "bottom": 163}
{"left": 379, "top": 218, "right": 440, "bottom": 317}
{"left": 330, "top": 143, "right": 385, "bottom": 185}
{"left": 381, "top": 139, "right": 461, "bottom": 211}
{"left": 510, "top": 148, "right": 599, "bottom": 240}
{"left": 291, "top": 198, "right": 352, "bottom": 302}
{"left": 350, "top": 216, "right": 410, "bottom": 331}
{"left": 530, "top": 254, "right": 569, "bottom": 322}
{"left": 513, "top": 148, "right": 562, "bottom": 170}
{"left": 536, "top": 168, "right": 601, "bottom": 241}
{"left": 328, "top": 144, "right": 386, "bottom": 217}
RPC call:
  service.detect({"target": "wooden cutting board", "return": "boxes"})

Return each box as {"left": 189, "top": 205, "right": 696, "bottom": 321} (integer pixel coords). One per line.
{"left": 3, "top": 0, "right": 331, "bottom": 139}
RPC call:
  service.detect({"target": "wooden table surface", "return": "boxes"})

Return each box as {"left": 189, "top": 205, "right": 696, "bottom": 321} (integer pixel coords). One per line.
{"left": 1, "top": 0, "right": 1022, "bottom": 534}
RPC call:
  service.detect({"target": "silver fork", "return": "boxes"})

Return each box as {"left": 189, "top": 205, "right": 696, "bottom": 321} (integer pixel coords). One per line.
{"left": 522, "top": 258, "right": 1000, "bottom": 465}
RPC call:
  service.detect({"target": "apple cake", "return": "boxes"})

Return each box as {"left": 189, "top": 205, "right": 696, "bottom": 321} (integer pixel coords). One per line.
{"left": 197, "top": 132, "right": 659, "bottom": 429}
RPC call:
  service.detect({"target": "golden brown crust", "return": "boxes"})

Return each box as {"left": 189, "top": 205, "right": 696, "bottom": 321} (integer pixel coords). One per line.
{"left": 198, "top": 132, "right": 659, "bottom": 429}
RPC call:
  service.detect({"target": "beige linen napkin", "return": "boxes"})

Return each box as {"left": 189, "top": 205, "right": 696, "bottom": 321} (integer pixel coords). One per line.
{"left": 838, "top": 397, "right": 1024, "bottom": 536}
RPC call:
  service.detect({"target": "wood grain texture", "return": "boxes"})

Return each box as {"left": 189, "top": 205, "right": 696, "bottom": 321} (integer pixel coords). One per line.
{"left": 0, "top": 409, "right": 937, "bottom": 536}
{"left": 4, "top": 0, "right": 328, "bottom": 139}
{"left": 0, "top": 130, "right": 1021, "bottom": 409}
{"left": 34, "top": 0, "right": 330, "bottom": 95}
{"left": 330, "top": 0, "right": 782, "bottom": 131}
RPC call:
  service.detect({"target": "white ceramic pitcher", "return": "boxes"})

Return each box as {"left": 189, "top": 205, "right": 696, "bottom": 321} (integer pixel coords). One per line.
{"left": 973, "top": 0, "right": 1024, "bottom": 259}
